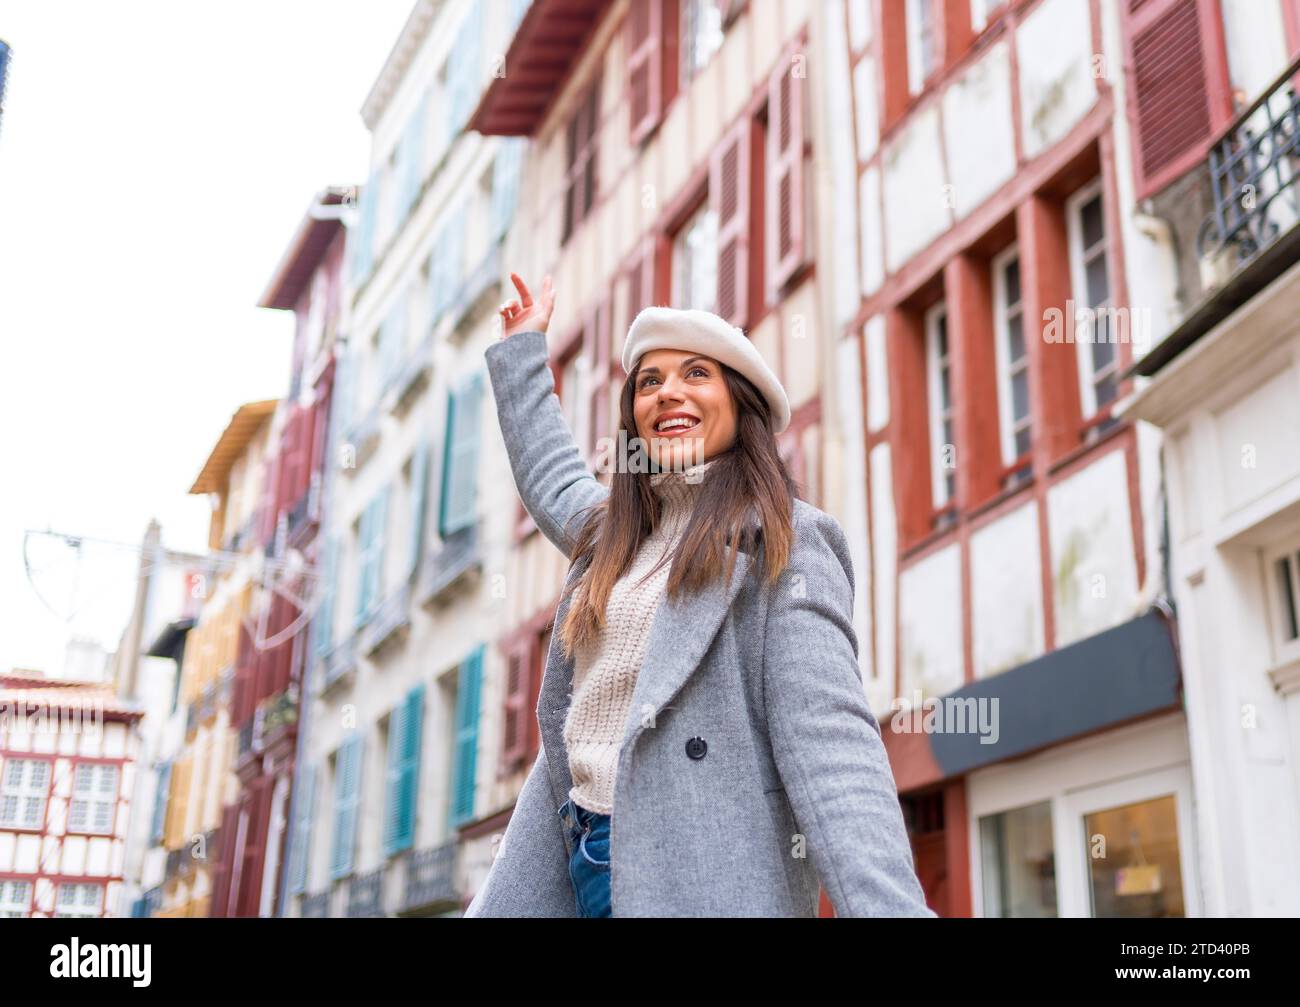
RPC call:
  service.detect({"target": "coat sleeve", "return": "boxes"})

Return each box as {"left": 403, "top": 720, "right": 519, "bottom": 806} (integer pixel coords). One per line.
{"left": 762, "top": 507, "right": 937, "bottom": 918}
{"left": 463, "top": 744, "right": 576, "bottom": 917}
{"left": 483, "top": 329, "right": 611, "bottom": 560}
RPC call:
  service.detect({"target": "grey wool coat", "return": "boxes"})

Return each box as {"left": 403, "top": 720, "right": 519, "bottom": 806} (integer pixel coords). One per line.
{"left": 464, "top": 328, "right": 936, "bottom": 918}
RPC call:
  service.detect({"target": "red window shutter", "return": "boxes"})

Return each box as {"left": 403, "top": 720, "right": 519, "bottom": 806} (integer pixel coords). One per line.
{"left": 626, "top": 235, "right": 657, "bottom": 323}
{"left": 711, "top": 117, "right": 752, "bottom": 328}
{"left": 1120, "top": 0, "right": 1233, "bottom": 199}
{"left": 626, "top": 0, "right": 664, "bottom": 145}
{"left": 501, "top": 643, "right": 529, "bottom": 772}
{"left": 767, "top": 47, "right": 808, "bottom": 300}
{"left": 591, "top": 294, "right": 613, "bottom": 449}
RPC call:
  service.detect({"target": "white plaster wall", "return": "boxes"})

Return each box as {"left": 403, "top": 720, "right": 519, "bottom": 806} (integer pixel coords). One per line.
{"left": 1046, "top": 449, "right": 1140, "bottom": 649}
{"left": 970, "top": 502, "right": 1045, "bottom": 678}
{"left": 1221, "top": 0, "right": 1290, "bottom": 102}
{"left": 1015, "top": 0, "right": 1097, "bottom": 159}
{"left": 898, "top": 542, "right": 964, "bottom": 701}
{"left": 941, "top": 40, "right": 1015, "bottom": 219}
{"left": 859, "top": 164, "right": 884, "bottom": 296}
{"left": 882, "top": 106, "right": 951, "bottom": 272}
{"left": 869, "top": 442, "right": 897, "bottom": 711}
{"left": 836, "top": 334, "right": 873, "bottom": 687}
{"left": 864, "top": 314, "right": 889, "bottom": 433}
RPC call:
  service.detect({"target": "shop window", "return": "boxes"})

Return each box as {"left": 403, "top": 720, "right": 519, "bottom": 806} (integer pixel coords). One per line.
{"left": 1083, "top": 794, "right": 1186, "bottom": 918}
{"left": 979, "top": 800, "right": 1058, "bottom": 917}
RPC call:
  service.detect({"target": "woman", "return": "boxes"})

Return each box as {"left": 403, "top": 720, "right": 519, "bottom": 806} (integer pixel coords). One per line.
{"left": 464, "top": 272, "right": 935, "bottom": 918}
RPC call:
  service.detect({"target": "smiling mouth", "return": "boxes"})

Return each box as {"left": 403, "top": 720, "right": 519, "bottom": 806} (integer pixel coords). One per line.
{"left": 653, "top": 416, "right": 701, "bottom": 437}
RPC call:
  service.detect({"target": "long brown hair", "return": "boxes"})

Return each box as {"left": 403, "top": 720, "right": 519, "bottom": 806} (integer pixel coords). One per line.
{"left": 557, "top": 356, "right": 798, "bottom": 660}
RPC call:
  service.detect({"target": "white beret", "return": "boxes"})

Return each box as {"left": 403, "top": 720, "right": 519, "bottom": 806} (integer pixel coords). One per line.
{"left": 621, "top": 306, "right": 791, "bottom": 434}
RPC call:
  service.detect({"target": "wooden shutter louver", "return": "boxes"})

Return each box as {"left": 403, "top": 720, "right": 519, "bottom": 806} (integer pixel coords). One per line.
{"left": 501, "top": 645, "right": 527, "bottom": 771}
{"left": 712, "top": 119, "right": 752, "bottom": 327}
{"left": 626, "top": 0, "right": 664, "bottom": 145}
{"left": 1121, "top": 0, "right": 1233, "bottom": 198}
{"left": 767, "top": 47, "right": 808, "bottom": 298}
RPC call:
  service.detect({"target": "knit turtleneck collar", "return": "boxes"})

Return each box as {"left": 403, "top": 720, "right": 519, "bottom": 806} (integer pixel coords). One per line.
{"left": 649, "top": 456, "right": 717, "bottom": 517}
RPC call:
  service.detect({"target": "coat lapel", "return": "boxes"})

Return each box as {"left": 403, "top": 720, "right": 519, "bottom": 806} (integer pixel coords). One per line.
{"left": 535, "top": 506, "right": 764, "bottom": 804}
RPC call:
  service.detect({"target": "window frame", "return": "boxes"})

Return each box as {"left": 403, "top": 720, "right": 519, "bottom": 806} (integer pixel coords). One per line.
{"left": 1065, "top": 176, "right": 1119, "bottom": 426}
{"left": 670, "top": 196, "right": 720, "bottom": 314}
{"left": 1264, "top": 538, "right": 1300, "bottom": 667}
{"left": 562, "top": 76, "right": 602, "bottom": 246}
{"left": 905, "top": 0, "right": 938, "bottom": 96}
{"left": 992, "top": 243, "right": 1032, "bottom": 485}
{"left": 679, "top": 0, "right": 726, "bottom": 89}
{"left": 0, "top": 757, "right": 51, "bottom": 831}
{"left": 924, "top": 301, "right": 956, "bottom": 513}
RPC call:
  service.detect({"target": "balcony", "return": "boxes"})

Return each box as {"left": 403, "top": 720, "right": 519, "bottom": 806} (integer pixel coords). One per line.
{"left": 300, "top": 891, "right": 332, "bottom": 918}
{"left": 1131, "top": 55, "right": 1300, "bottom": 379}
{"left": 319, "top": 634, "right": 358, "bottom": 696}
{"left": 361, "top": 583, "right": 411, "bottom": 658}
{"left": 384, "top": 335, "right": 435, "bottom": 418}
{"left": 345, "top": 867, "right": 387, "bottom": 918}
{"left": 448, "top": 243, "right": 502, "bottom": 338}
{"left": 417, "top": 523, "right": 482, "bottom": 608}
{"left": 402, "top": 840, "right": 459, "bottom": 913}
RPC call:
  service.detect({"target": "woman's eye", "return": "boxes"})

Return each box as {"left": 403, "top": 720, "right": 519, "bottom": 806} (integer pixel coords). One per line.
{"left": 688, "top": 367, "right": 708, "bottom": 378}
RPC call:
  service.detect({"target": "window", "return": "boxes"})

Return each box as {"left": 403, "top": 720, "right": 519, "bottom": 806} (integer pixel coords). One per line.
{"left": 993, "top": 245, "right": 1032, "bottom": 487}
{"left": 0, "top": 758, "right": 49, "bottom": 829}
{"left": 680, "top": 0, "right": 725, "bottom": 86}
{"left": 440, "top": 371, "right": 484, "bottom": 536}
{"left": 925, "top": 303, "right": 956, "bottom": 515}
{"left": 906, "top": 0, "right": 938, "bottom": 95}
{"left": 55, "top": 882, "right": 103, "bottom": 919}
{"left": 68, "top": 763, "right": 118, "bottom": 834}
{"left": 562, "top": 77, "right": 601, "bottom": 245}
{"left": 1083, "top": 795, "right": 1186, "bottom": 917}
{"left": 1267, "top": 540, "right": 1300, "bottom": 663}
{"left": 558, "top": 343, "right": 591, "bottom": 458}
{"left": 0, "top": 879, "right": 31, "bottom": 917}
{"left": 354, "top": 487, "right": 390, "bottom": 627}
{"left": 671, "top": 201, "right": 719, "bottom": 312}
{"left": 979, "top": 801, "right": 1057, "bottom": 917}
{"left": 1067, "top": 178, "right": 1119, "bottom": 432}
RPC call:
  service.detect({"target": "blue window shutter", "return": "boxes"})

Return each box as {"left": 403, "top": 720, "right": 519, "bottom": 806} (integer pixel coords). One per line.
{"left": 379, "top": 299, "right": 405, "bottom": 392}
{"left": 449, "top": 645, "right": 484, "bottom": 825}
{"left": 314, "top": 537, "right": 338, "bottom": 659}
{"left": 397, "top": 684, "right": 425, "bottom": 854}
{"left": 287, "top": 764, "right": 316, "bottom": 895}
{"left": 353, "top": 500, "right": 374, "bottom": 629}
{"left": 149, "top": 761, "right": 171, "bottom": 844}
{"left": 332, "top": 349, "right": 356, "bottom": 450}
{"left": 408, "top": 440, "right": 431, "bottom": 580}
{"left": 372, "top": 483, "right": 390, "bottom": 606}
{"left": 352, "top": 171, "right": 378, "bottom": 280}
{"left": 491, "top": 139, "right": 524, "bottom": 241}
{"left": 400, "top": 90, "right": 429, "bottom": 217}
{"left": 440, "top": 371, "right": 484, "bottom": 535}
{"left": 329, "top": 736, "right": 363, "bottom": 880}
{"left": 382, "top": 699, "right": 408, "bottom": 857}
{"left": 448, "top": 5, "right": 483, "bottom": 136}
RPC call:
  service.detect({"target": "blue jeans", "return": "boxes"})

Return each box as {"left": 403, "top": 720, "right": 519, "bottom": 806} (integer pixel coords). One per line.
{"left": 559, "top": 797, "right": 611, "bottom": 918}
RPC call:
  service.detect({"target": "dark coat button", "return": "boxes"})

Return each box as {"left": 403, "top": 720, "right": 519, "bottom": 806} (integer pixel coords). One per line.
{"left": 685, "top": 736, "right": 707, "bottom": 759}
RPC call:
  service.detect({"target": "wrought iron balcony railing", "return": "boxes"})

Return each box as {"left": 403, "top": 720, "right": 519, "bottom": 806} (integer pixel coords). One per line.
{"left": 345, "top": 867, "right": 387, "bottom": 918}
{"left": 1198, "top": 55, "right": 1300, "bottom": 278}
{"left": 403, "top": 840, "right": 458, "bottom": 912}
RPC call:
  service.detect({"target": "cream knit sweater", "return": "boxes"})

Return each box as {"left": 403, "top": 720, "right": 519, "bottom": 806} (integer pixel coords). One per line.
{"left": 563, "top": 456, "right": 717, "bottom": 816}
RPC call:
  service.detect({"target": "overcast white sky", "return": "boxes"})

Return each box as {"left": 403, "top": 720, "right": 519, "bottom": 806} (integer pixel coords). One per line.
{"left": 0, "top": 1, "right": 415, "bottom": 675}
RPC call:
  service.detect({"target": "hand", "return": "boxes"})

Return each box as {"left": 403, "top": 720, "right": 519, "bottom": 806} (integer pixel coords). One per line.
{"left": 498, "top": 272, "right": 555, "bottom": 340}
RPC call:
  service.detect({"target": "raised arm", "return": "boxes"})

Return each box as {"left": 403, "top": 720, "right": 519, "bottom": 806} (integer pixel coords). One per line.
{"left": 484, "top": 329, "right": 610, "bottom": 559}
{"left": 762, "top": 506, "right": 937, "bottom": 918}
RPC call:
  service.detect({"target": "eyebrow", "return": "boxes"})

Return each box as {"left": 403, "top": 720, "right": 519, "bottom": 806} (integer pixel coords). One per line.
{"left": 638, "top": 355, "right": 712, "bottom": 376}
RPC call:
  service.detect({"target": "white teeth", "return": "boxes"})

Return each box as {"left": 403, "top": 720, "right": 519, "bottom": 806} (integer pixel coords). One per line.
{"left": 656, "top": 416, "right": 699, "bottom": 431}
